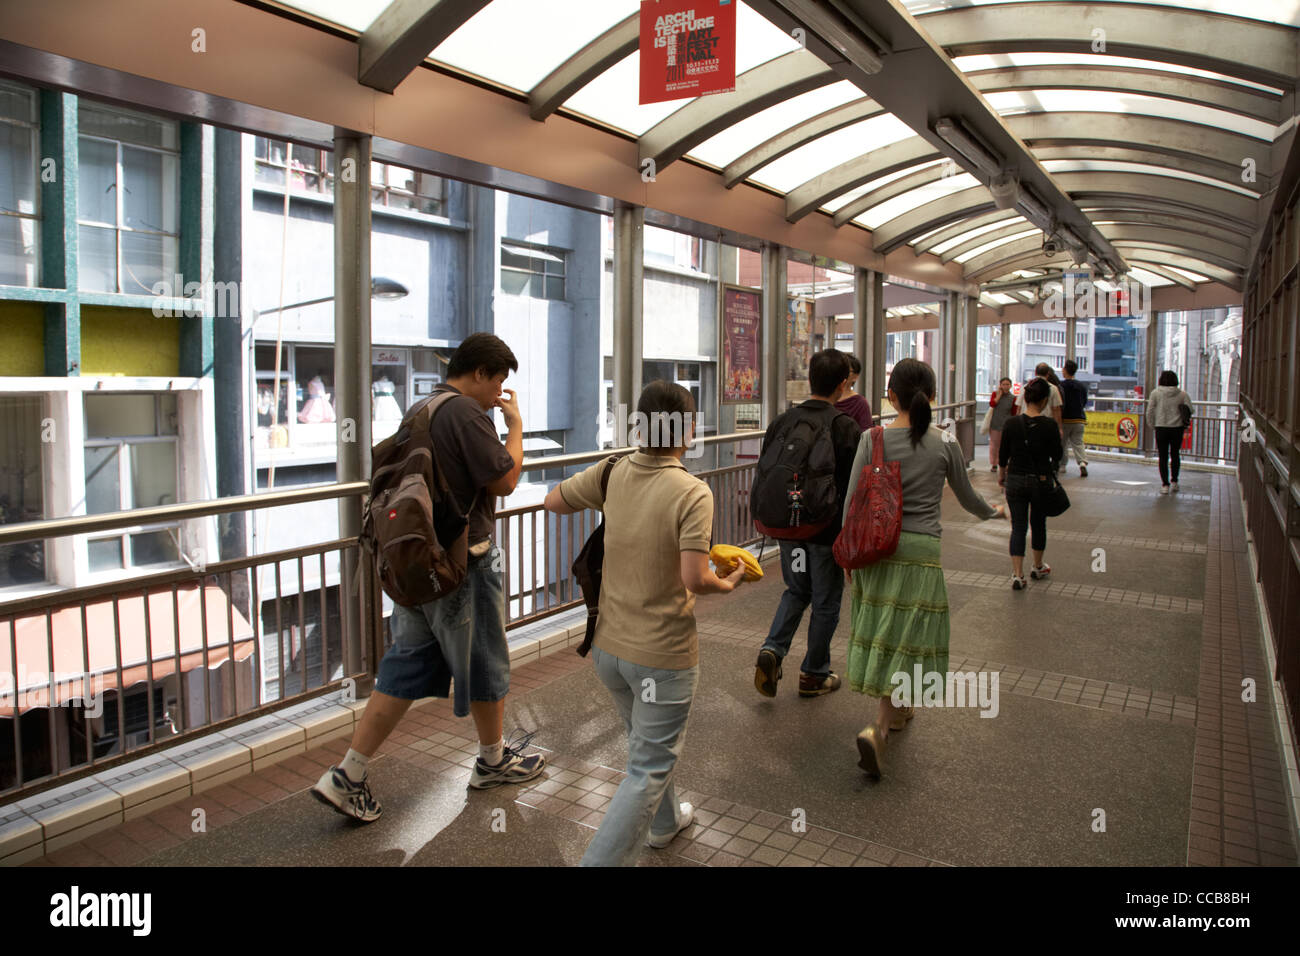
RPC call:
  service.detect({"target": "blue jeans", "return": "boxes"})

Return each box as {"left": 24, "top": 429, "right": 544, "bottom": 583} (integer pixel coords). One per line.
{"left": 761, "top": 540, "right": 843, "bottom": 676}
{"left": 375, "top": 546, "right": 509, "bottom": 717}
{"left": 580, "top": 646, "right": 699, "bottom": 867}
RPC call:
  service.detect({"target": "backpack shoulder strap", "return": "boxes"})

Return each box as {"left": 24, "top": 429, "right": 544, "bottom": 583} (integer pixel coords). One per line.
{"left": 598, "top": 455, "right": 622, "bottom": 505}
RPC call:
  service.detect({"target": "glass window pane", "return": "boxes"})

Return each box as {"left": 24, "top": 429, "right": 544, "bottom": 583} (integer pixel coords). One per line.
{"left": 129, "top": 442, "right": 177, "bottom": 509}
{"left": 79, "top": 103, "right": 177, "bottom": 150}
{"left": 84, "top": 446, "right": 121, "bottom": 515}
{"left": 0, "top": 395, "right": 46, "bottom": 587}
{"left": 77, "top": 224, "right": 116, "bottom": 292}
{"left": 129, "top": 530, "right": 178, "bottom": 566}
{"left": 87, "top": 537, "right": 124, "bottom": 572}
{"left": 0, "top": 83, "right": 36, "bottom": 124}
{"left": 78, "top": 137, "right": 118, "bottom": 225}
{"left": 0, "top": 121, "right": 37, "bottom": 216}
{"left": 86, "top": 394, "right": 158, "bottom": 437}
{"left": 0, "top": 214, "right": 39, "bottom": 287}
{"left": 544, "top": 276, "right": 564, "bottom": 300}
{"left": 501, "top": 270, "right": 529, "bottom": 296}
{"left": 122, "top": 146, "right": 178, "bottom": 234}
{"left": 120, "top": 231, "right": 177, "bottom": 295}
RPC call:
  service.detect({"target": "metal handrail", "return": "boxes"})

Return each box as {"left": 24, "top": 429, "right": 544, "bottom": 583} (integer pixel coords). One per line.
{"left": 0, "top": 482, "right": 370, "bottom": 546}
{"left": 516, "top": 430, "right": 759, "bottom": 474}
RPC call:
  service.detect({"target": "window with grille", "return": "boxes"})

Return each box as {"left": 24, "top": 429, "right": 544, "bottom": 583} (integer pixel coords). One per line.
{"left": 500, "top": 240, "right": 566, "bottom": 300}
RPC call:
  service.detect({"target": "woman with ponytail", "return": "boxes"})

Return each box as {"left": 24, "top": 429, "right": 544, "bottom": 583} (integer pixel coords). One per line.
{"left": 841, "top": 358, "right": 1006, "bottom": 779}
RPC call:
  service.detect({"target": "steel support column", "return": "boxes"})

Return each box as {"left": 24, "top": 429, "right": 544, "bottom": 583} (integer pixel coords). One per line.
{"left": 1066, "top": 315, "right": 1077, "bottom": 364}
{"left": 762, "top": 244, "right": 787, "bottom": 424}
{"left": 963, "top": 295, "right": 979, "bottom": 406}
{"left": 334, "top": 133, "right": 373, "bottom": 694}
{"left": 940, "top": 292, "right": 960, "bottom": 404}
{"left": 1000, "top": 322, "right": 1011, "bottom": 384}
{"left": 613, "top": 202, "right": 644, "bottom": 426}
{"left": 855, "top": 267, "right": 885, "bottom": 417}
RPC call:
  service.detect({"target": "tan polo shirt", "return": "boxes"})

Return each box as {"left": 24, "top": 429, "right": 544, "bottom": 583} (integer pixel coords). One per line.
{"left": 558, "top": 451, "right": 713, "bottom": 670}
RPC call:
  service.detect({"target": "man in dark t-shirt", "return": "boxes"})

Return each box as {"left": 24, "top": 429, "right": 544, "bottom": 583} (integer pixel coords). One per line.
{"left": 755, "top": 349, "right": 861, "bottom": 700}
{"left": 1059, "top": 359, "right": 1090, "bottom": 477}
{"left": 313, "top": 333, "right": 545, "bottom": 824}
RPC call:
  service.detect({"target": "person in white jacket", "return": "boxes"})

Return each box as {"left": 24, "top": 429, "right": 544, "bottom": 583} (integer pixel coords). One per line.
{"left": 1146, "top": 371, "right": 1193, "bottom": 494}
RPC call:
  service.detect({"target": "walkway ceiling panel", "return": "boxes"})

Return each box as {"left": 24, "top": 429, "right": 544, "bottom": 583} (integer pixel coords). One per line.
{"left": 968, "top": 248, "right": 1078, "bottom": 283}
{"left": 759, "top": 114, "right": 919, "bottom": 197}
{"left": 986, "top": 90, "right": 1276, "bottom": 141}
{"left": 855, "top": 173, "right": 982, "bottom": 231}
{"left": 943, "top": 223, "right": 1041, "bottom": 263}
{"left": 640, "top": 50, "right": 838, "bottom": 170}
{"left": 722, "top": 96, "right": 884, "bottom": 187}
{"left": 963, "top": 234, "right": 1076, "bottom": 278}
{"left": 832, "top": 162, "right": 961, "bottom": 227}
{"left": 872, "top": 185, "right": 1004, "bottom": 253}
{"left": 1108, "top": 241, "right": 1244, "bottom": 276}
{"left": 914, "top": 209, "right": 1026, "bottom": 255}
{"left": 1032, "top": 146, "right": 1265, "bottom": 196}
{"left": 967, "top": 65, "right": 1285, "bottom": 123}
{"left": 1094, "top": 227, "right": 1249, "bottom": 267}
{"left": 1054, "top": 172, "right": 1261, "bottom": 229}
{"left": 1126, "top": 265, "right": 1188, "bottom": 289}
{"left": 360, "top": 0, "right": 496, "bottom": 93}
{"left": 786, "top": 139, "right": 942, "bottom": 222}
{"left": 1120, "top": 253, "right": 1242, "bottom": 289}
{"left": 1079, "top": 203, "right": 1257, "bottom": 239}
{"left": 1085, "top": 208, "right": 1256, "bottom": 241}
{"left": 528, "top": 12, "right": 638, "bottom": 121}
{"left": 918, "top": 2, "right": 1299, "bottom": 89}
{"left": 687, "top": 83, "right": 864, "bottom": 170}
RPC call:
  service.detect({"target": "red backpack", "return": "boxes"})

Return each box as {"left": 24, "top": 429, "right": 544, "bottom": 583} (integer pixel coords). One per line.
{"left": 833, "top": 426, "right": 902, "bottom": 569}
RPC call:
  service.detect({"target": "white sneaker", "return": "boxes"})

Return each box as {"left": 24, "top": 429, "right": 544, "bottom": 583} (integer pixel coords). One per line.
{"left": 1159, "top": 485, "right": 1170, "bottom": 495}
{"left": 647, "top": 802, "right": 694, "bottom": 848}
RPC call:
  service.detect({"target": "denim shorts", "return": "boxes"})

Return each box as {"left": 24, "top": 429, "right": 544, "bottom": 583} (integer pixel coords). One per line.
{"left": 375, "top": 546, "right": 510, "bottom": 717}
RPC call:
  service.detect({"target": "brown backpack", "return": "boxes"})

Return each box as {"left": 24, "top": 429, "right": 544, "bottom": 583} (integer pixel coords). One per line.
{"left": 360, "top": 392, "right": 470, "bottom": 607}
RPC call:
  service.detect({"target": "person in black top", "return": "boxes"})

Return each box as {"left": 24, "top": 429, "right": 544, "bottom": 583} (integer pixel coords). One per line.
{"left": 999, "top": 377, "right": 1064, "bottom": 590}
{"left": 755, "top": 349, "right": 862, "bottom": 699}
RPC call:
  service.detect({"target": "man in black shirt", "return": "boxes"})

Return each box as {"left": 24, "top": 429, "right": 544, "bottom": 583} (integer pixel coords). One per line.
{"left": 755, "top": 350, "right": 861, "bottom": 699}
{"left": 1059, "top": 359, "right": 1090, "bottom": 477}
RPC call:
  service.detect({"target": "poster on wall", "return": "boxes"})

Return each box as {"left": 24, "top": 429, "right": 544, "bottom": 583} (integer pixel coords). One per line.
{"left": 1083, "top": 411, "right": 1141, "bottom": 449}
{"left": 786, "top": 295, "right": 814, "bottom": 406}
{"left": 722, "top": 285, "right": 762, "bottom": 405}
{"left": 639, "top": 0, "right": 737, "bottom": 105}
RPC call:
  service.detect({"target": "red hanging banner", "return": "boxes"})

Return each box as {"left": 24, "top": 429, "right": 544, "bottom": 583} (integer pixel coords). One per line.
{"left": 639, "top": 0, "right": 737, "bottom": 105}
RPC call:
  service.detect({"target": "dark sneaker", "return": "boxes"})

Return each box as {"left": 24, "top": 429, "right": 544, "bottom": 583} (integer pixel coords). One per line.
{"left": 754, "top": 649, "right": 782, "bottom": 698}
{"left": 798, "top": 671, "right": 841, "bottom": 698}
{"left": 1079, "top": 466, "right": 1088, "bottom": 478}
{"left": 470, "top": 731, "right": 547, "bottom": 790}
{"left": 312, "top": 766, "right": 382, "bottom": 823}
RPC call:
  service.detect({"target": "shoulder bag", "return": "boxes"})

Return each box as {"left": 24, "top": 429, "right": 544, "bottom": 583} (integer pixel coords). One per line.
{"left": 833, "top": 426, "right": 902, "bottom": 569}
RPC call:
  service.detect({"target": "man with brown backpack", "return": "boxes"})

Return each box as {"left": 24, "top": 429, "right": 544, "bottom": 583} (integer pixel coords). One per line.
{"left": 312, "top": 333, "right": 545, "bottom": 823}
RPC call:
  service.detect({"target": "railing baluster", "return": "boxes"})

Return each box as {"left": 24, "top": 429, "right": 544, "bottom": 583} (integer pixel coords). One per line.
{"left": 319, "top": 552, "right": 328, "bottom": 685}
{"left": 111, "top": 598, "right": 126, "bottom": 760}
{"left": 144, "top": 586, "right": 156, "bottom": 746}
{"left": 297, "top": 556, "right": 307, "bottom": 694}
{"left": 274, "top": 561, "right": 285, "bottom": 702}
{"left": 9, "top": 619, "right": 22, "bottom": 791}
{"left": 45, "top": 608, "right": 57, "bottom": 777}
{"left": 171, "top": 584, "right": 185, "bottom": 735}
{"left": 199, "top": 581, "right": 212, "bottom": 729}
{"left": 79, "top": 602, "right": 92, "bottom": 767}
{"left": 251, "top": 566, "right": 261, "bottom": 707}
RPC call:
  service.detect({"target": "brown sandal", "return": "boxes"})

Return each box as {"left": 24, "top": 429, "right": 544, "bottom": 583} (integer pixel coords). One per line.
{"left": 889, "top": 705, "right": 915, "bottom": 731}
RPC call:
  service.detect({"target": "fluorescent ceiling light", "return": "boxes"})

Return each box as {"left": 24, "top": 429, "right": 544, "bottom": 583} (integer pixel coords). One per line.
{"left": 933, "top": 117, "right": 1002, "bottom": 177}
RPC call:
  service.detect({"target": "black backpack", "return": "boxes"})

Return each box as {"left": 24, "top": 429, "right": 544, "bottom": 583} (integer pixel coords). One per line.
{"left": 750, "top": 405, "right": 842, "bottom": 539}
{"left": 359, "top": 392, "right": 470, "bottom": 607}
{"left": 572, "top": 455, "right": 622, "bottom": 657}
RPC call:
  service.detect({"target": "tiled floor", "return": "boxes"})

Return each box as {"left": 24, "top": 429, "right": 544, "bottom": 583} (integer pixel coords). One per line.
{"left": 9, "top": 460, "right": 1300, "bottom": 867}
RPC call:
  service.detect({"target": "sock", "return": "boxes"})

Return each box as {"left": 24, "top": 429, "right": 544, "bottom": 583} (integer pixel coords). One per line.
{"left": 480, "top": 738, "right": 505, "bottom": 766}
{"left": 339, "top": 748, "right": 369, "bottom": 783}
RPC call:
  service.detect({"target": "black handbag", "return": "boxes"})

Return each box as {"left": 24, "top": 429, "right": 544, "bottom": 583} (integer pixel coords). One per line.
{"left": 572, "top": 455, "right": 621, "bottom": 657}
{"left": 1018, "top": 415, "right": 1070, "bottom": 517}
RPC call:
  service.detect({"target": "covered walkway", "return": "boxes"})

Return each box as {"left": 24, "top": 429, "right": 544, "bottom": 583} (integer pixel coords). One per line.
{"left": 22, "top": 460, "right": 1294, "bottom": 867}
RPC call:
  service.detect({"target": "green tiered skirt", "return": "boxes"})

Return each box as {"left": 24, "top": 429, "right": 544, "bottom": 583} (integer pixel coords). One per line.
{"left": 846, "top": 531, "right": 950, "bottom": 698}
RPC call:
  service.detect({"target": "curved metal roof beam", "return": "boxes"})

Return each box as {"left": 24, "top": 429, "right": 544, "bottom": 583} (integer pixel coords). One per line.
{"left": 1055, "top": 171, "right": 1261, "bottom": 227}
{"left": 832, "top": 162, "right": 953, "bottom": 227}
{"left": 1095, "top": 226, "right": 1248, "bottom": 267}
{"left": 1108, "top": 241, "right": 1243, "bottom": 276}
{"left": 360, "top": 0, "right": 494, "bottom": 93}
{"left": 872, "top": 185, "right": 998, "bottom": 253}
{"left": 942, "top": 221, "right": 1043, "bottom": 264}
{"left": 1123, "top": 262, "right": 1196, "bottom": 290}
{"left": 968, "top": 248, "right": 1080, "bottom": 284}
{"left": 1032, "top": 146, "right": 1267, "bottom": 195}
{"left": 919, "top": 2, "right": 1298, "bottom": 90}
{"left": 1120, "top": 253, "right": 1242, "bottom": 290}
{"left": 528, "top": 12, "right": 638, "bottom": 121}
{"left": 808, "top": 111, "right": 1264, "bottom": 225}
{"left": 1081, "top": 208, "right": 1253, "bottom": 239}
{"left": 967, "top": 65, "right": 1284, "bottom": 124}
{"left": 786, "top": 139, "right": 942, "bottom": 222}
{"left": 723, "top": 97, "right": 884, "bottom": 187}
{"left": 964, "top": 234, "right": 1078, "bottom": 280}
{"left": 640, "top": 50, "right": 838, "bottom": 171}
{"left": 913, "top": 209, "right": 1025, "bottom": 256}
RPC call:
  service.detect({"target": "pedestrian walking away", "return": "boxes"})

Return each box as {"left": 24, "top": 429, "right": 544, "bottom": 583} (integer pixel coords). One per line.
{"left": 1059, "top": 360, "right": 1090, "bottom": 477}
{"left": 844, "top": 358, "right": 1006, "bottom": 781}
{"left": 1147, "top": 370, "right": 1194, "bottom": 494}
{"left": 545, "top": 380, "right": 746, "bottom": 866}
{"left": 755, "top": 349, "right": 862, "bottom": 700}
{"left": 312, "top": 333, "right": 544, "bottom": 824}
{"left": 999, "top": 377, "right": 1065, "bottom": 590}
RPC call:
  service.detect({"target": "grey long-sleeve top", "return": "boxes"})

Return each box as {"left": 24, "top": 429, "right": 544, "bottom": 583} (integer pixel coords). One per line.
{"left": 843, "top": 425, "right": 998, "bottom": 538}
{"left": 1146, "top": 384, "right": 1193, "bottom": 429}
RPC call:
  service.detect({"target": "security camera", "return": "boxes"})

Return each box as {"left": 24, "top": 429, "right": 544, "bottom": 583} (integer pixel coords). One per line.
{"left": 1042, "top": 237, "right": 1061, "bottom": 256}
